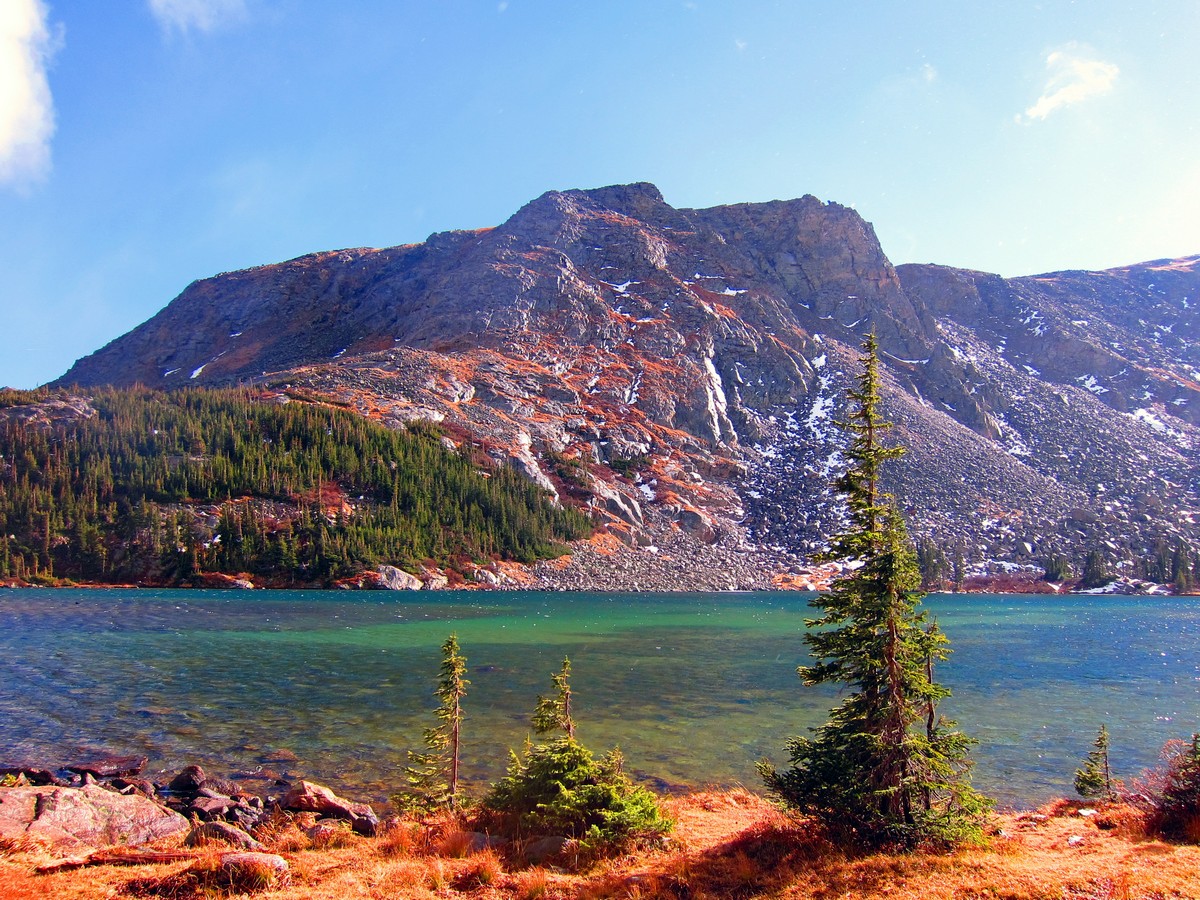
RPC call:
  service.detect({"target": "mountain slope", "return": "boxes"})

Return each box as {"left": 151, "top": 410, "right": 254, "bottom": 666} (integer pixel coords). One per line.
{"left": 55, "top": 184, "right": 1200, "bottom": 587}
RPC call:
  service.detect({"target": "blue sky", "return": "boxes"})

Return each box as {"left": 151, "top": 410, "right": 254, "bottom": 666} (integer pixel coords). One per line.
{"left": 2, "top": 1, "right": 1197, "bottom": 389}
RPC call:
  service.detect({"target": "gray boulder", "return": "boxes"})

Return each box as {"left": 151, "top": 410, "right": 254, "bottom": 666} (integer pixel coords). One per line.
{"left": 0, "top": 784, "right": 188, "bottom": 851}
{"left": 186, "top": 820, "right": 266, "bottom": 852}
{"left": 216, "top": 852, "right": 290, "bottom": 889}
{"left": 280, "top": 780, "right": 378, "bottom": 836}
{"left": 376, "top": 565, "right": 423, "bottom": 590}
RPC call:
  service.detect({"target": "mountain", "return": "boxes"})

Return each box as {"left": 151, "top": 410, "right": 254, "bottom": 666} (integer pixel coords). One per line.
{"left": 55, "top": 183, "right": 1200, "bottom": 590}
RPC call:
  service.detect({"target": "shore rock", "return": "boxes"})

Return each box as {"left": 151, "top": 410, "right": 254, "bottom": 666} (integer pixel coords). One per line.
{"left": 281, "top": 780, "right": 378, "bottom": 836}
{"left": 216, "top": 851, "right": 290, "bottom": 889}
{"left": 167, "top": 764, "right": 208, "bottom": 794}
{"left": 376, "top": 565, "right": 423, "bottom": 590}
{"left": 0, "top": 784, "right": 188, "bottom": 851}
{"left": 186, "top": 820, "right": 266, "bottom": 852}
{"left": 65, "top": 755, "right": 148, "bottom": 779}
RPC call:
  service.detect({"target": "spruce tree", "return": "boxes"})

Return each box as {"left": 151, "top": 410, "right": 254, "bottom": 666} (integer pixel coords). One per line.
{"left": 396, "top": 634, "right": 470, "bottom": 812}
{"left": 1157, "top": 733, "right": 1200, "bottom": 838}
{"left": 483, "top": 654, "right": 671, "bottom": 849}
{"left": 1079, "top": 549, "right": 1111, "bottom": 589}
{"left": 532, "top": 656, "right": 575, "bottom": 739}
{"left": 1074, "top": 724, "right": 1114, "bottom": 800}
{"left": 759, "top": 333, "right": 989, "bottom": 849}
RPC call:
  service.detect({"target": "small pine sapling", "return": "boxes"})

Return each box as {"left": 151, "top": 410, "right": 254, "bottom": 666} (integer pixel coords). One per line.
{"left": 482, "top": 654, "right": 671, "bottom": 854}
{"left": 1074, "top": 724, "right": 1115, "bottom": 800}
{"left": 532, "top": 656, "right": 575, "bottom": 739}
{"left": 395, "top": 634, "right": 470, "bottom": 813}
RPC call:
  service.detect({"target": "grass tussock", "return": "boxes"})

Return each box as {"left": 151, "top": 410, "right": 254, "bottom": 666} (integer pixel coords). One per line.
{"left": 375, "top": 820, "right": 422, "bottom": 859}
{"left": 125, "top": 850, "right": 290, "bottom": 898}
{"left": 255, "top": 808, "right": 314, "bottom": 853}
{"left": 305, "top": 822, "right": 357, "bottom": 851}
{"left": 451, "top": 849, "right": 504, "bottom": 890}
{"left": 4, "top": 792, "right": 1200, "bottom": 899}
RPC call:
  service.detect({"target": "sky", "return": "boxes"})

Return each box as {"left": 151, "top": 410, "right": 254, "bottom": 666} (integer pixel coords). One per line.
{"left": 1, "top": 1, "right": 1198, "bottom": 389}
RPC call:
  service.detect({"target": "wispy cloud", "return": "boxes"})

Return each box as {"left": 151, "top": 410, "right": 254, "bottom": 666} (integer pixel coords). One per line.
{"left": 147, "top": 0, "right": 248, "bottom": 35}
{"left": 0, "top": 0, "right": 59, "bottom": 191}
{"left": 1020, "top": 44, "right": 1118, "bottom": 123}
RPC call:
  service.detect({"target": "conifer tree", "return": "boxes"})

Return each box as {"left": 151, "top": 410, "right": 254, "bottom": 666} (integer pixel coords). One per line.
{"left": 1157, "top": 733, "right": 1200, "bottom": 838}
{"left": 759, "top": 333, "right": 989, "bottom": 849}
{"left": 483, "top": 653, "right": 671, "bottom": 849}
{"left": 1074, "top": 724, "right": 1115, "bottom": 800}
{"left": 1079, "top": 549, "right": 1111, "bottom": 589}
{"left": 397, "top": 634, "right": 470, "bottom": 812}
{"left": 532, "top": 656, "right": 575, "bottom": 739}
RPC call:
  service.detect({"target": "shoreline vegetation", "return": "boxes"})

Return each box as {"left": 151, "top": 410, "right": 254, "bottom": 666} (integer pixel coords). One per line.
{"left": 4, "top": 778, "right": 1200, "bottom": 899}
{"left": 2, "top": 386, "right": 1196, "bottom": 598}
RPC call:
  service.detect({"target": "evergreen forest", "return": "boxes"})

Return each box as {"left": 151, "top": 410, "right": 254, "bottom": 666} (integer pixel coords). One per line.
{"left": 0, "top": 386, "right": 591, "bottom": 585}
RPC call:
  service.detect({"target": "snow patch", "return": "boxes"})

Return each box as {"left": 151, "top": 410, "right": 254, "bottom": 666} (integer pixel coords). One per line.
{"left": 1132, "top": 408, "right": 1172, "bottom": 434}
{"left": 1076, "top": 374, "right": 1109, "bottom": 394}
{"left": 190, "top": 364, "right": 207, "bottom": 379}
{"left": 702, "top": 353, "right": 729, "bottom": 441}
{"left": 624, "top": 370, "right": 643, "bottom": 405}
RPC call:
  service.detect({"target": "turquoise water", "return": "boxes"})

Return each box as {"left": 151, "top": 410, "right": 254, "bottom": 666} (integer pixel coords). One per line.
{"left": 1, "top": 588, "right": 1198, "bottom": 808}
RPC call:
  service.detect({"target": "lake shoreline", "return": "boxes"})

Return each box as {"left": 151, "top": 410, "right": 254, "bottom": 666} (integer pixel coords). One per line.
{"left": 5, "top": 784, "right": 1200, "bottom": 899}
{"left": 1, "top": 575, "right": 1192, "bottom": 596}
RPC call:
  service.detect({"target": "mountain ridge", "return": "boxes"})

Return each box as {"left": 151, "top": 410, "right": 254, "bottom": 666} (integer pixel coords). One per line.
{"left": 53, "top": 183, "right": 1200, "bottom": 589}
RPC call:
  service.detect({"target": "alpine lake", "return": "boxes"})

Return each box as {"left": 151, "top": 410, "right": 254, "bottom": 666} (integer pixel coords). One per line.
{"left": 2, "top": 588, "right": 1198, "bottom": 809}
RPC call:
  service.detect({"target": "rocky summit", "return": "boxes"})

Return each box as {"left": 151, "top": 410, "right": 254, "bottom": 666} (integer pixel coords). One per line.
{"left": 56, "top": 183, "right": 1199, "bottom": 588}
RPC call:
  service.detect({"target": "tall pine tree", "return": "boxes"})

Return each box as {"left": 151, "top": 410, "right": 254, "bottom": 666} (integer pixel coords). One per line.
{"left": 759, "top": 333, "right": 989, "bottom": 849}
{"left": 396, "top": 634, "right": 470, "bottom": 812}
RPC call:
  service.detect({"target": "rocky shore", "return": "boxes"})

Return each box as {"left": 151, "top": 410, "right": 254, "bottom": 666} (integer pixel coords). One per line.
{"left": 0, "top": 755, "right": 379, "bottom": 853}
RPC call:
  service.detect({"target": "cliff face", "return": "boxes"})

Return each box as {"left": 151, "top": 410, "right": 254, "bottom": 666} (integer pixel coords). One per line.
{"left": 57, "top": 184, "right": 1200, "bottom": 584}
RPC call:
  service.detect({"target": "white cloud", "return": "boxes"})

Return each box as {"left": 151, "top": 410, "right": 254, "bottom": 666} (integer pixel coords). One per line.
{"left": 1020, "top": 45, "right": 1118, "bottom": 123}
{"left": 921, "top": 63, "right": 937, "bottom": 84}
{"left": 148, "top": 0, "right": 247, "bottom": 34}
{"left": 0, "top": 0, "right": 58, "bottom": 190}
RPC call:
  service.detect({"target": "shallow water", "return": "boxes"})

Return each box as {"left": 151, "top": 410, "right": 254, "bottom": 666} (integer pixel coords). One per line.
{"left": 1, "top": 588, "right": 1197, "bottom": 807}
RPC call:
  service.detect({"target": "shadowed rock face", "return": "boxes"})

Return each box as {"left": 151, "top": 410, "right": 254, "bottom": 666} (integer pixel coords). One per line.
{"left": 54, "top": 184, "right": 1199, "bottom": 578}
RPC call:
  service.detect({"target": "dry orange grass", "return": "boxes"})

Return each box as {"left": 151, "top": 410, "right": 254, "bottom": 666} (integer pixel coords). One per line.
{"left": 3, "top": 792, "right": 1200, "bottom": 899}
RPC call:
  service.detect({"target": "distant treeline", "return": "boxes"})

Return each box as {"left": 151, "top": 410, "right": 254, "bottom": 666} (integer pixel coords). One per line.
{"left": 0, "top": 386, "right": 591, "bottom": 585}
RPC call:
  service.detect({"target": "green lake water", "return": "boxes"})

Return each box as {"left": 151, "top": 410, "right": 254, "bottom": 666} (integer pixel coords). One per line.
{"left": 1, "top": 588, "right": 1198, "bottom": 808}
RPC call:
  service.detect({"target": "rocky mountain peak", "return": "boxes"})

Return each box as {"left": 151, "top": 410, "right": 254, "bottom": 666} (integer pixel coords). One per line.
{"left": 53, "top": 185, "right": 1199, "bottom": 588}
